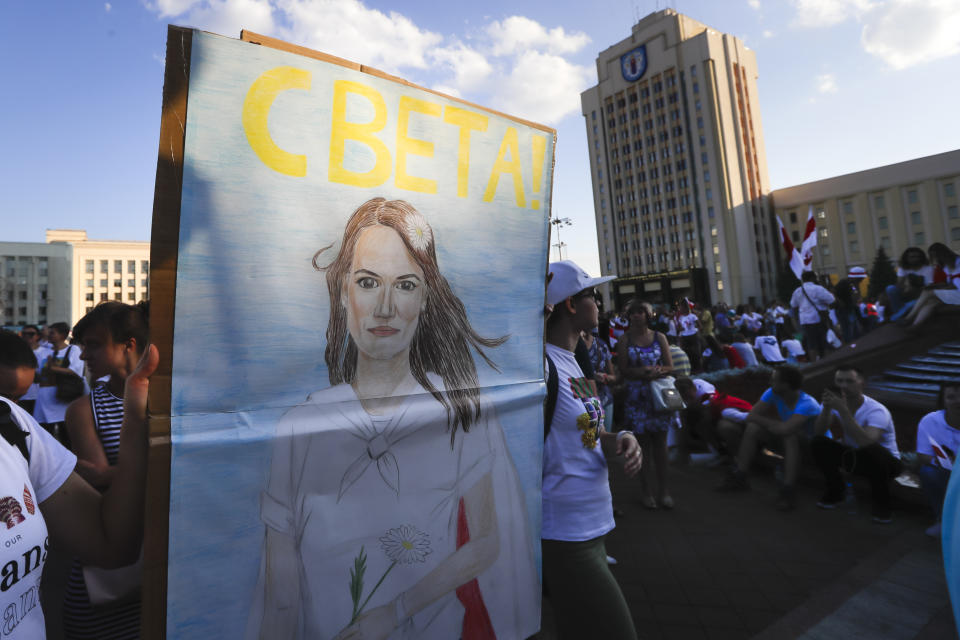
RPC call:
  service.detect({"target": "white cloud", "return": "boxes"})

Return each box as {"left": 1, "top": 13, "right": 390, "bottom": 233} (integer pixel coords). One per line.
{"left": 185, "top": 0, "right": 276, "bottom": 37}
{"left": 861, "top": 0, "right": 960, "bottom": 69}
{"left": 277, "top": 0, "right": 442, "bottom": 73}
{"left": 762, "top": 29, "right": 774, "bottom": 38}
{"left": 149, "top": 0, "right": 203, "bottom": 18}
{"left": 491, "top": 51, "right": 593, "bottom": 124}
{"left": 105, "top": 3, "right": 112, "bottom": 12}
{"left": 790, "top": 0, "right": 874, "bottom": 28}
{"left": 144, "top": 0, "right": 593, "bottom": 123}
{"left": 747, "top": 0, "right": 761, "bottom": 10}
{"left": 429, "top": 41, "right": 493, "bottom": 95}
{"left": 815, "top": 72, "right": 838, "bottom": 93}
{"left": 486, "top": 16, "right": 589, "bottom": 56}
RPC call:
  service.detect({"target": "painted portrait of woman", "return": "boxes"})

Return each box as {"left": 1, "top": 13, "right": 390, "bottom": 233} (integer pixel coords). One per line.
{"left": 246, "top": 198, "right": 539, "bottom": 640}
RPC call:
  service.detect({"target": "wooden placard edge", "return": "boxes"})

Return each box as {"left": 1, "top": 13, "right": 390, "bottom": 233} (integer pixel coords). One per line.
{"left": 142, "top": 24, "right": 192, "bottom": 640}
{"left": 238, "top": 29, "right": 557, "bottom": 136}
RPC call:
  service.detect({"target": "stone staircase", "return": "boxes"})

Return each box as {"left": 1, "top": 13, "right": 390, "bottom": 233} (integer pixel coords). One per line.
{"left": 866, "top": 341, "right": 960, "bottom": 409}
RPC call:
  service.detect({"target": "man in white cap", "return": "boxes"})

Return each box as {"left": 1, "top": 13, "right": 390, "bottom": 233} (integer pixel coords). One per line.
{"left": 541, "top": 260, "right": 642, "bottom": 640}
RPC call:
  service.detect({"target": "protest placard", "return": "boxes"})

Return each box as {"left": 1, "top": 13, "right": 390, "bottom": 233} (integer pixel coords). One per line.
{"left": 147, "top": 25, "right": 554, "bottom": 639}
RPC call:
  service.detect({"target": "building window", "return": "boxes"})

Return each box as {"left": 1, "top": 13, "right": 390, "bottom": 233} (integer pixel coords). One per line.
{"left": 141, "top": 261, "right": 149, "bottom": 273}
{"left": 100, "top": 279, "right": 108, "bottom": 287}
{"left": 114, "top": 279, "right": 122, "bottom": 288}
{"left": 878, "top": 216, "right": 888, "bottom": 230}
{"left": 18, "top": 291, "right": 26, "bottom": 300}
{"left": 908, "top": 189, "right": 918, "bottom": 204}
{"left": 706, "top": 188, "right": 712, "bottom": 200}
{"left": 915, "top": 232, "right": 925, "bottom": 244}
{"left": 880, "top": 236, "right": 891, "bottom": 249}
{"left": 847, "top": 222, "right": 856, "bottom": 234}
{"left": 946, "top": 182, "right": 955, "bottom": 198}
{"left": 789, "top": 212, "right": 797, "bottom": 223}
{"left": 100, "top": 260, "right": 108, "bottom": 274}
{"left": 128, "top": 292, "right": 136, "bottom": 301}
{"left": 704, "top": 171, "right": 710, "bottom": 182}
{"left": 792, "top": 231, "right": 799, "bottom": 242}
{"left": 874, "top": 195, "right": 885, "bottom": 208}
{"left": 128, "top": 279, "right": 136, "bottom": 287}
{"left": 843, "top": 201, "right": 853, "bottom": 214}
{"left": 817, "top": 208, "right": 826, "bottom": 219}
{"left": 822, "top": 245, "right": 831, "bottom": 256}
{"left": 141, "top": 278, "right": 148, "bottom": 287}
{"left": 85, "top": 293, "right": 94, "bottom": 301}
{"left": 86, "top": 279, "right": 93, "bottom": 287}
{"left": 849, "top": 241, "right": 859, "bottom": 253}
{"left": 85, "top": 260, "right": 94, "bottom": 274}
{"left": 18, "top": 307, "right": 26, "bottom": 317}
{"left": 86, "top": 306, "right": 94, "bottom": 314}
{"left": 819, "top": 228, "right": 829, "bottom": 238}
{"left": 716, "top": 279, "right": 723, "bottom": 291}
{"left": 708, "top": 207, "right": 715, "bottom": 218}
{"left": 113, "top": 260, "right": 121, "bottom": 273}
{"left": 911, "top": 211, "right": 922, "bottom": 225}
{"left": 952, "top": 227, "right": 960, "bottom": 241}
{"left": 949, "top": 205, "right": 959, "bottom": 219}
{"left": 100, "top": 293, "right": 108, "bottom": 301}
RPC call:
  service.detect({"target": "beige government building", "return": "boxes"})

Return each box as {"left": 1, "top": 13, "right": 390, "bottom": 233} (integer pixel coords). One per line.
{"left": 582, "top": 8, "right": 776, "bottom": 308}
{"left": 0, "top": 230, "right": 149, "bottom": 328}
{"left": 772, "top": 150, "right": 960, "bottom": 279}
{"left": 583, "top": 8, "right": 960, "bottom": 309}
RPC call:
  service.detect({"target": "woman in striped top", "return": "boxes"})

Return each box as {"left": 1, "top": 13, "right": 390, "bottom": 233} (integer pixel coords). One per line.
{"left": 62, "top": 301, "right": 149, "bottom": 639}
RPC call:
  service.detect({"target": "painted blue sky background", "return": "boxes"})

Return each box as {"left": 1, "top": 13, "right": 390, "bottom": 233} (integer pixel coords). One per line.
{"left": 2, "top": 0, "right": 959, "bottom": 274}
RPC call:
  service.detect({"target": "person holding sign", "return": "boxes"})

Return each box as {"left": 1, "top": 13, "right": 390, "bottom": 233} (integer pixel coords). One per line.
{"left": 249, "top": 198, "right": 538, "bottom": 640}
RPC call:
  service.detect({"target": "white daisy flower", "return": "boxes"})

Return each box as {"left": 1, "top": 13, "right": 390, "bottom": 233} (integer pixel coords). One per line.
{"left": 379, "top": 525, "right": 431, "bottom": 564}
{"left": 403, "top": 212, "right": 433, "bottom": 252}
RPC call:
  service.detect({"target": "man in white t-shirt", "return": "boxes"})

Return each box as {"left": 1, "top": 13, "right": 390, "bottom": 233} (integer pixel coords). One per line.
{"left": 790, "top": 272, "right": 835, "bottom": 361}
{"left": 812, "top": 365, "right": 901, "bottom": 523}
{"left": 915, "top": 381, "right": 960, "bottom": 537}
{"left": 753, "top": 329, "right": 785, "bottom": 366}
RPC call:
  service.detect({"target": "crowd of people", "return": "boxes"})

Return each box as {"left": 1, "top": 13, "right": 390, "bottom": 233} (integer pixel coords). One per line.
{"left": 0, "top": 244, "right": 956, "bottom": 640}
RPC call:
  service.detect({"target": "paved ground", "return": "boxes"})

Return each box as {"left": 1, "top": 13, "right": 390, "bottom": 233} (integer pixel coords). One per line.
{"left": 536, "top": 458, "right": 954, "bottom": 640}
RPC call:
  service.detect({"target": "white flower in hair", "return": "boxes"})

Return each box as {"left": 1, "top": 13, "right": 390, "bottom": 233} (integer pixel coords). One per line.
{"left": 404, "top": 212, "right": 433, "bottom": 252}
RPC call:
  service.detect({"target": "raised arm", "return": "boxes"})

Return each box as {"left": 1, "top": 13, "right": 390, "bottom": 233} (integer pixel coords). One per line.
{"left": 40, "top": 344, "right": 158, "bottom": 568}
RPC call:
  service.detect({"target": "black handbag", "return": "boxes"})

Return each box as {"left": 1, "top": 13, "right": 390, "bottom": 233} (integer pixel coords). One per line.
{"left": 54, "top": 346, "right": 85, "bottom": 402}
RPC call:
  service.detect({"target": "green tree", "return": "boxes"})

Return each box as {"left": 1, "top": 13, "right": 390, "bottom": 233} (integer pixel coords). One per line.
{"left": 867, "top": 247, "right": 897, "bottom": 300}
{"left": 776, "top": 261, "right": 800, "bottom": 303}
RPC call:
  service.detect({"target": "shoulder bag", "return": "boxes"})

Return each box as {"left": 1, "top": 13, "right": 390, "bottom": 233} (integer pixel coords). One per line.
{"left": 649, "top": 333, "right": 685, "bottom": 412}
{"left": 54, "top": 346, "right": 85, "bottom": 402}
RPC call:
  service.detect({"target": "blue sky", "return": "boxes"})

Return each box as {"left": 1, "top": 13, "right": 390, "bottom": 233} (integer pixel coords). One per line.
{"left": 2, "top": 0, "right": 959, "bottom": 274}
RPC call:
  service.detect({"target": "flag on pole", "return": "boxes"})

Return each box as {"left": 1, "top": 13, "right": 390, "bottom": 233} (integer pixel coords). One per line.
{"left": 776, "top": 215, "right": 804, "bottom": 280}
{"left": 800, "top": 206, "right": 817, "bottom": 271}
{"left": 929, "top": 434, "right": 955, "bottom": 471}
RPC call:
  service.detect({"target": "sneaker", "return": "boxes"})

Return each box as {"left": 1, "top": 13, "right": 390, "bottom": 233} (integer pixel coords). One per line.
{"left": 872, "top": 514, "right": 893, "bottom": 524}
{"left": 816, "top": 491, "right": 844, "bottom": 510}
{"left": 606, "top": 555, "right": 618, "bottom": 565}
{"left": 926, "top": 522, "right": 942, "bottom": 537}
{"left": 716, "top": 470, "right": 749, "bottom": 492}
{"left": 776, "top": 486, "right": 797, "bottom": 511}
{"left": 659, "top": 495, "right": 675, "bottom": 510}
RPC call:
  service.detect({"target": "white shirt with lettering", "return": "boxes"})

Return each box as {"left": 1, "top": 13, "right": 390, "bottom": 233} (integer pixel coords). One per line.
{"left": 754, "top": 336, "right": 785, "bottom": 363}
{"left": 0, "top": 398, "right": 76, "bottom": 639}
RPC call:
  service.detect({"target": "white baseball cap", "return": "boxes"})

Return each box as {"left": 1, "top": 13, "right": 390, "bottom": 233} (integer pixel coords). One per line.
{"left": 546, "top": 260, "right": 616, "bottom": 305}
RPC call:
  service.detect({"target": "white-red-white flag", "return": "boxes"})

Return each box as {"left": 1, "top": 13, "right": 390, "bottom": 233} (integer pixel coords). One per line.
{"left": 800, "top": 206, "right": 817, "bottom": 271}
{"left": 777, "top": 215, "right": 804, "bottom": 279}
{"left": 929, "top": 434, "right": 955, "bottom": 471}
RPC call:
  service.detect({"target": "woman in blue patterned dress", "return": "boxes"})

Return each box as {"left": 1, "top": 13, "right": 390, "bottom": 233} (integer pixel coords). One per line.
{"left": 583, "top": 328, "right": 617, "bottom": 430}
{"left": 62, "top": 301, "right": 149, "bottom": 640}
{"left": 617, "top": 300, "right": 674, "bottom": 510}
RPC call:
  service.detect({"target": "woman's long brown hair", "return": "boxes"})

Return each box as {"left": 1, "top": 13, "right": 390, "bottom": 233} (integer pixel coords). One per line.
{"left": 314, "top": 197, "right": 507, "bottom": 445}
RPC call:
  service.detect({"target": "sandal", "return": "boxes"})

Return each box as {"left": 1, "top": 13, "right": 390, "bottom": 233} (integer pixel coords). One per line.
{"left": 641, "top": 496, "right": 658, "bottom": 510}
